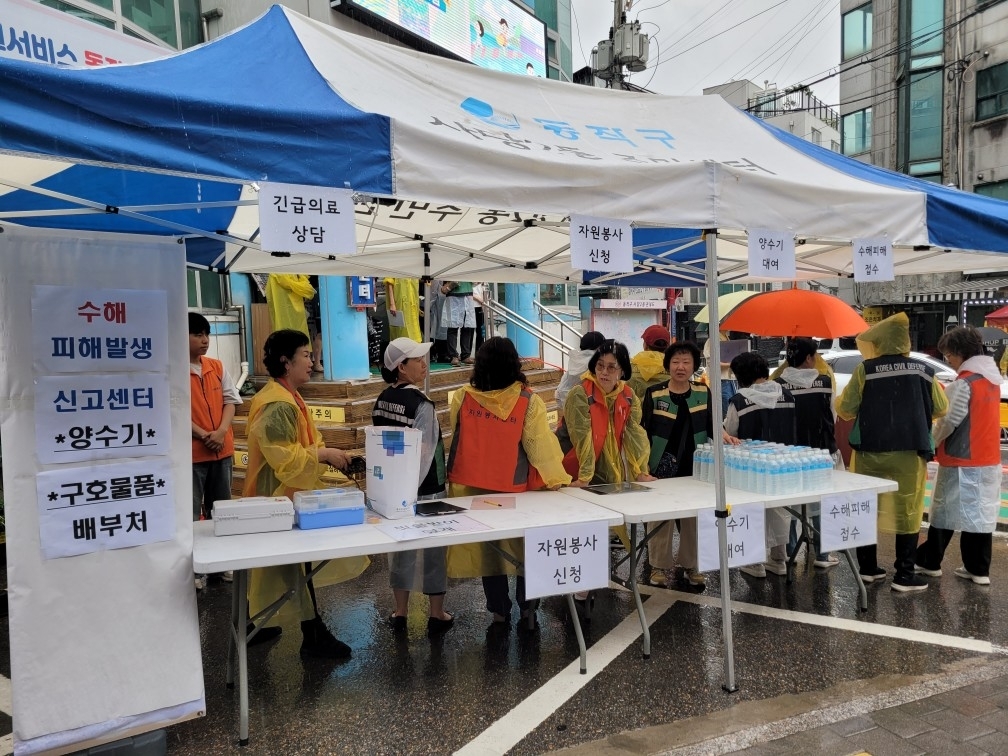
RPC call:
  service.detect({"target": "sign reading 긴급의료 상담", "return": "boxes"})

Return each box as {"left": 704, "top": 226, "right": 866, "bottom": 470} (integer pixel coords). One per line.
{"left": 258, "top": 182, "right": 356, "bottom": 255}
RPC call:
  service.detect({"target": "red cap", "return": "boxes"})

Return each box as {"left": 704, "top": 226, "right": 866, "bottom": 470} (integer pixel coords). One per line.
{"left": 642, "top": 324, "right": 671, "bottom": 349}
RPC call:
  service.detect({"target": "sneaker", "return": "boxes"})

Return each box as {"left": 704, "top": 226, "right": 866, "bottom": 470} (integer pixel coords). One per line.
{"left": 740, "top": 564, "right": 766, "bottom": 578}
{"left": 955, "top": 566, "right": 991, "bottom": 585}
{"left": 221, "top": 570, "right": 234, "bottom": 583}
{"left": 764, "top": 559, "right": 788, "bottom": 576}
{"left": 891, "top": 574, "right": 929, "bottom": 593}
{"left": 649, "top": 569, "right": 668, "bottom": 588}
{"left": 859, "top": 568, "right": 887, "bottom": 584}
{"left": 914, "top": 564, "right": 942, "bottom": 577}
{"left": 684, "top": 568, "right": 706, "bottom": 587}
{"left": 462, "top": 357, "right": 475, "bottom": 365}
{"left": 813, "top": 554, "right": 840, "bottom": 569}
{"left": 194, "top": 574, "right": 207, "bottom": 591}
{"left": 450, "top": 358, "right": 462, "bottom": 367}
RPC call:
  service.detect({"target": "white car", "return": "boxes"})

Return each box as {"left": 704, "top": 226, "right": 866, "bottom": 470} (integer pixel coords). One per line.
{"left": 821, "top": 350, "right": 958, "bottom": 396}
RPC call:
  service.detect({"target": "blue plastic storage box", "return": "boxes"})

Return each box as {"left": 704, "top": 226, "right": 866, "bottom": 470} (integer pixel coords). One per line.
{"left": 293, "top": 488, "right": 366, "bottom": 529}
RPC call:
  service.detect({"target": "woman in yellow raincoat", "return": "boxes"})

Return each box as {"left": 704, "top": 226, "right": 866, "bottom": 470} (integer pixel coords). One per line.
{"left": 383, "top": 277, "right": 422, "bottom": 342}
{"left": 836, "top": 313, "right": 948, "bottom": 593}
{"left": 265, "top": 274, "right": 315, "bottom": 336}
{"left": 243, "top": 329, "right": 369, "bottom": 658}
{"left": 445, "top": 337, "right": 572, "bottom": 627}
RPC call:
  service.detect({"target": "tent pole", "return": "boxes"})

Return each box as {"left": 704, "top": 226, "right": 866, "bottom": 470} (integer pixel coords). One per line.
{"left": 423, "top": 245, "right": 432, "bottom": 396}
{"left": 705, "top": 228, "right": 738, "bottom": 693}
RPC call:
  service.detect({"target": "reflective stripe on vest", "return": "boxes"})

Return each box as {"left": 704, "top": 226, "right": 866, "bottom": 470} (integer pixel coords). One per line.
{"left": 936, "top": 372, "right": 1001, "bottom": 467}
{"left": 447, "top": 390, "right": 534, "bottom": 492}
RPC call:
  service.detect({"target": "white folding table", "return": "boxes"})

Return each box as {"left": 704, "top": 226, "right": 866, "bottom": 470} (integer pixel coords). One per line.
{"left": 193, "top": 490, "right": 621, "bottom": 746}
{"left": 561, "top": 471, "right": 899, "bottom": 658}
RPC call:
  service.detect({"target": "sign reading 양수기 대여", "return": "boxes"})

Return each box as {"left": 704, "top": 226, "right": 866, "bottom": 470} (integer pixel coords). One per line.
{"left": 258, "top": 182, "right": 356, "bottom": 255}
{"left": 747, "top": 228, "right": 795, "bottom": 279}
{"left": 697, "top": 503, "right": 767, "bottom": 572}
{"left": 31, "top": 285, "right": 168, "bottom": 374}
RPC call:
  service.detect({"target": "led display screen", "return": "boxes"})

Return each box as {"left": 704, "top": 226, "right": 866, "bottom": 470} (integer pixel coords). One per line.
{"left": 347, "top": 0, "right": 547, "bottom": 77}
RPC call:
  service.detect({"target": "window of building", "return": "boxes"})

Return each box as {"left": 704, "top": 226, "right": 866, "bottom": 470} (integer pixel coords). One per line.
{"left": 908, "top": 70, "right": 942, "bottom": 161}
{"left": 187, "top": 270, "right": 224, "bottom": 310}
{"left": 842, "top": 3, "right": 872, "bottom": 61}
{"left": 975, "top": 180, "right": 1008, "bottom": 201}
{"left": 830, "top": 139, "right": 840, "bottom": 152}
{"left": 121, "top": 0, "right": 176, "bottom": 47}
{"left": 842, "top": 108, "right": 872, "bottom": 154}
{"left": 908, "top": 0, "right": 944, "bottom": 63}
{"left": 897, "top": 0, "right": 944, "bottom": 181}
{"left": 40, "top": 0, "right": 115, "bottom": 27}
{"left": 977, "top": 62, "right": 1008, "bottom": 120}
{"left": 811, "top": 128, "right": 822, "bottom": 146}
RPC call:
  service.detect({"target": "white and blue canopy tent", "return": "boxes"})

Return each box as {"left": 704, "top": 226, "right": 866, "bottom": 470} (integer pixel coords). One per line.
{"left": 3, "top": 3, "right": 1008, "bottom": 695}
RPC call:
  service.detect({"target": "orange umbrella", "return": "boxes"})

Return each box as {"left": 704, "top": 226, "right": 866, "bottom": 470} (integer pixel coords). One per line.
{"left": 720, "top": 289, "right": 869, "bottom": 338}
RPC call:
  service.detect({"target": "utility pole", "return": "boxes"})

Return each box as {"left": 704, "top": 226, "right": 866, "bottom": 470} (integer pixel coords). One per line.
{"left": 591, "top": 0, "right": 648, "bottom": 89}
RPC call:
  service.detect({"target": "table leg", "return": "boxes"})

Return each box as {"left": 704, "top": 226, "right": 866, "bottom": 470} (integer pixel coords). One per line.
{"left": 225, "top": 569, "right": 239, "bottom": 689}
{"left": 237, "top": 569, "right": 250, "bottom": 747}
{"left": 843, "top": 549, "right": 868, "bottom": 612}
{"left": 628, "top": 523, "right": 650, "bottom": 659}
{"left": 566, "top": 594, "right": 588, "bottom": 674}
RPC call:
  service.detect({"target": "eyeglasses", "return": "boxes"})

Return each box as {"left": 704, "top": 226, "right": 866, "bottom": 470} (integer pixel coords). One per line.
{"left": 595, "top": 360, "right": 621, "bottom": 373}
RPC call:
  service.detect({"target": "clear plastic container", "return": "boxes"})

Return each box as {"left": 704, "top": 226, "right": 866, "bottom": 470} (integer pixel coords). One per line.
{"left": 293, "top": 488, "right": 366, "bottom": 529}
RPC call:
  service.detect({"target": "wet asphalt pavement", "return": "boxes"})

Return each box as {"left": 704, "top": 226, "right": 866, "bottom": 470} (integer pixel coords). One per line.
{"left": 162, "top": 528, "right": 1008, "bottom": 755}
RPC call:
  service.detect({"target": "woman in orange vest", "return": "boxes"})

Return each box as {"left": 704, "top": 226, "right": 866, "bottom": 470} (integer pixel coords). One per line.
{"left": 560, "top": 340, "right": 654, "bottom": 488}
{"left": 445, "top": 337, "right": 573, "bottom": 628}
{"left": 917, "top": 327, "right": 1003, "bottom": 585}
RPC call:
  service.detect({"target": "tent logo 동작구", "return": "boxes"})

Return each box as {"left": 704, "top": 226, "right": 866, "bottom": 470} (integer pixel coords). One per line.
{"left": 460, "top": 97, "right": 520, "bottom": 130}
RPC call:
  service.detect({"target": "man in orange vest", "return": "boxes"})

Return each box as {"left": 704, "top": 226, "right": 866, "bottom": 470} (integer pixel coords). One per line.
{"left": 190, "top": 313, "right": 242, "bottom": 589}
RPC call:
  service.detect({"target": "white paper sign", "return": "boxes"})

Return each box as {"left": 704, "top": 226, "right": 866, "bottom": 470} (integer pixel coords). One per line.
{"left": 852, "top": 237, "right": 894, "bottom": 282}
{"left": 747, "top": 228, "right": 796, "bottom": 279}
{"left": 524, "top": 520, "right": 609, "bottom": 600}
{"left": 31, "top": 285, "right": 168, "bottom": 374}
{"left": 36, "top": 458, "right": 176, "bottom": 559}
{"left": 374, "top": 514, "right": 490, "bottom": 541}
{"left": 569, "top": 214, "right": 633, "bottom": 272}
{"left": 258, "top": 182, "right": 356, "bottom": 255}
{"left": 697, "top": 503, "right": 767, "bottom": 571}
{"left": 819, "top": 490, "right": 878, "bottom": 552}
{"left": 34, "top": 373, "right": 172, "bottom": 464}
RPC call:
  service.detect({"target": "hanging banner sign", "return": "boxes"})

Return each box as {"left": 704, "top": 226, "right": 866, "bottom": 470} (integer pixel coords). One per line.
{"left": 569, "top": 214, "right": 633, "bottom": 272}
{"left": 34, "top": 373, "right": 172, "bottom": 464}
{"left": 35, "top": 458, "right": 176, "bottom": 560}
{"left": 32, "top": 285, "right": 168, "bottom": 374}
{"left": 819, "top": 490, "right": 878, "bottom": 552}
{"left": 258, "top": 182, "right": 356, "bottom": 255}
{"left": 747, "top": 228, "right": 795, "bottom": 279}
{"left": 697, "top": 503, "right": 766, "bottom": 571}
{"left": 524, "top": 520, "right": 609, "bottom": 599}
{"left": 852, "top": 237, "right": 894, "bottom": 282}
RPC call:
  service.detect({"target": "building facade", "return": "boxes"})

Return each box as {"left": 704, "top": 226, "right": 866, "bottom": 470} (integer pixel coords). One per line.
{"left": 839, "top": 0, "right": 1008, "bottom": 350}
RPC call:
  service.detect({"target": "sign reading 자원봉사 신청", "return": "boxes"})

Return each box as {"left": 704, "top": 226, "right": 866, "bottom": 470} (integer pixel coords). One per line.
{"left": 523, "top": 520, "right": 609, "bottom": 599}
{"left": 569, "top": 214, "right": 633, "bottom": 273}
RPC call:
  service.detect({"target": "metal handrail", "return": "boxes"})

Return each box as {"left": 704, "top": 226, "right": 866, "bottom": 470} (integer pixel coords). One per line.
{"left": 532, "top": 299, "right": 584, "bottom": 344}
{"left": 482, "top": 297, "right": 571, "bottom": 358}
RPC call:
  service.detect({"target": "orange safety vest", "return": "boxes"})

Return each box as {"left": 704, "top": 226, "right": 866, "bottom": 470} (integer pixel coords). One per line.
{"left": 557, "top": 378, "right": 633, "bottom": 479}
{"left": 191, "top": 356, "right": 235, "bottom": 463}
{"left": 935, "top": 372, "right": 1000, "bottom": 467}
{"left": 446, "top": 389, "right": 544, "bottom": 492}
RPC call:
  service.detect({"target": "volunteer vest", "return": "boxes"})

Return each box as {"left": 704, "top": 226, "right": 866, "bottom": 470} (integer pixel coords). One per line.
{"left": 851, "top": 355, "right": 935, "bottom": 457}
{"left": 936, "top": 372, "right": 1001, "bottom": 467}
{"left": 775, "top": 374, "right": 837, "bottom": 452}
{"left": 729, "top": 386, "right": 797, "bottom": 444}
{"left": 556, "top": 379, "right": 633, "bottom": 479}
{"left": 446, "top": 389, "right": 540, "bottom": 492}
{"left": 191, "top": 356, "right": 234, "bottom": 463}
{"left": 645, "top": 382, "right": 710, "bottom": 473}
{"left": 372, "top": 384, "right": 447, "bottom": 496}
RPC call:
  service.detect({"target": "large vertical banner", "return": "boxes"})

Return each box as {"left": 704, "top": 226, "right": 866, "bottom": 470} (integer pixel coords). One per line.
{"left": 0, "top": 227, "right": 204, "bottom": 754}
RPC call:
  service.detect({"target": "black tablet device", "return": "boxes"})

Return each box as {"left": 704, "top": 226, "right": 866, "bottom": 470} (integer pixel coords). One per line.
{"left": 414, "top": 501, "right": 466, "bottom": 517}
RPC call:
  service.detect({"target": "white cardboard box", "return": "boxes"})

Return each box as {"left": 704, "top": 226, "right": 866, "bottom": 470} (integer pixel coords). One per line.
{"left": 212, "top": 496, "right": 294, "bottom": 536}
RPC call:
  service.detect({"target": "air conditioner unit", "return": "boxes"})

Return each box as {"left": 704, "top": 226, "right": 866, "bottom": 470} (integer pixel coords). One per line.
{"left": 614, "top": 22, "right": 649, "bottom": 72}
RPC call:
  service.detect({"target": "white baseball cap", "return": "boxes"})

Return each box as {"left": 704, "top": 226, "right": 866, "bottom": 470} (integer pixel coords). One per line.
{"left": 384, "top": 337, "right": 433, "bottom": 371}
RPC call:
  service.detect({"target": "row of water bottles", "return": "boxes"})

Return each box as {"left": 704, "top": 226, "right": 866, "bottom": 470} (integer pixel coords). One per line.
{"left": 692, "top": 440, "right": 834, "bottom": 495}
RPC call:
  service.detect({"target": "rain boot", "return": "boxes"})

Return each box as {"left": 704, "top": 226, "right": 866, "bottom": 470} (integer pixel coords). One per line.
{"left": 300, "top": 616, "right": 351, "bottom": 660}
{"left": 891, "top": 533, "right": 927, "bottom": 593}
